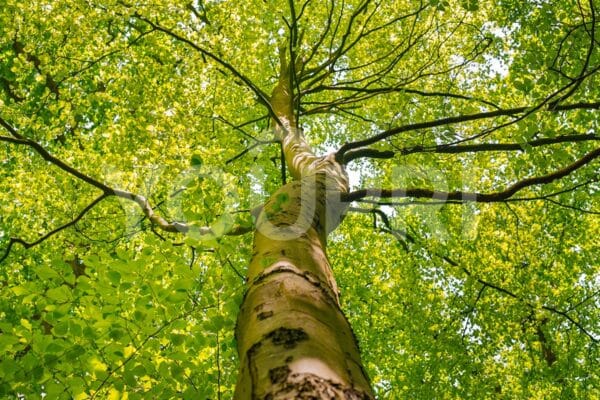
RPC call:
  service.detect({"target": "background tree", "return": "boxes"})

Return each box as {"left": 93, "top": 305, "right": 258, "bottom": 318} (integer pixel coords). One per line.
{"left": 1, "top": 0, "right": 599, "bottom": 398}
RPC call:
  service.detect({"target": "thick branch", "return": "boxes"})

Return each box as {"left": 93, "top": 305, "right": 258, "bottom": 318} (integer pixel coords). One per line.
{"left": 335, "top": 102, "right": 600, "bottom": 162}
{"left": 0, "top": 132, "right": 113, "bottom": 193}
{"left": 343, "top": 147, "right": 600, "bottom": 203}
{"left": 343, "top": 133, "right": 600, "bottom": 162}
{"left": 303, "top": 85, "right": 500, "bottom": 109}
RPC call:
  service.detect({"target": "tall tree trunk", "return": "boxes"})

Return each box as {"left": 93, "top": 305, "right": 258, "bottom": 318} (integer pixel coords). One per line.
{"left": 233, "top": 49, "right": 374, "bottom": 399}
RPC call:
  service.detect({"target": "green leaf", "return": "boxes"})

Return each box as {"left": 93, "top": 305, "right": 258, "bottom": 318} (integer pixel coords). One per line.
{"left": 191, "top": 154, "right": 203, "bottom": 166}
{"left": 52, "top": 321, "right": 69, "bottom": 337}
{"left": 170, "top": 334, "right": 186, "bottom": 346}
{"left": 35, "top": 265, "right": 61, "bottom": 280}
{"left": 46, "top": 286, "right": 71, "bottom": 302}
{"left": 107, "top": 270, "right": 121, "bottom": 285}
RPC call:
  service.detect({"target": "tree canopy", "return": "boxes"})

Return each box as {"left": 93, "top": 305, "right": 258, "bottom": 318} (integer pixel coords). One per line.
{"left": 0, "top": 0, "right": 599, "bottom": 398}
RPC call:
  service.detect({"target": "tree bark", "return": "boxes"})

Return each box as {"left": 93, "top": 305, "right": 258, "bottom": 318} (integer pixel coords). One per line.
{"left": 233, "top": 48, "right": 374, "bottom": 399}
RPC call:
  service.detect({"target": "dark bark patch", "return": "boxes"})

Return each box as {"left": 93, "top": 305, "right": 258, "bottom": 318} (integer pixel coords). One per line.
{"left": 266, "top": 327, "right": 308, "bottom": 348}
{"left": 269, "top": 365, "right": 291, "bottom": 384}
{"left": 252, "top": 264, "right": 297, "bottom": 284}
{"left": 247, "top": 341, "right": 263, "bottom": 399}
{"left": 343, "top": 388, "right": 373, "bottom": 399}
{"left": 247, "top": 341, "right": 262, "bottom": 358}
{"left": 257, "top": 310, "right": 274, "bottom": 320}
{"left": 268, "top": 372, "right": 374, "bottom": 399}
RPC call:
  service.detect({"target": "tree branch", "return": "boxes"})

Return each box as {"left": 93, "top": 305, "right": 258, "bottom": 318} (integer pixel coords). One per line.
{"left": 0, "top": 130, "right": 113, "bottom": 193}
{"left": 354, "top": 178, "right": 599, "bottom": 211}
{"left": 302, "top": 85, "right": 501, "bottom": 110}
{"left": 0, "top": 118, "right": 253, "bottom": 262}
{"left": 549, "top": 0, "right": 596, "bottom": 107}
{"left": 335, "top": 101, "right": 600, "bottom": 162}
{"left": 343, "top": 133, "right": 600, "bottom": 162}
{"left": 343, "top": 147, "right": 600, "bottom": 203}
{"left": 348, "top": 206, "right": 414, "bottom": 251}
{"left": 420, "top": 242, "right": 598, "bottom": 342}
{"left": 133, "top": 15, "right": 280, "bottom": 124}
{"left": 0, "top": 194, "right": 108, "bottom": 263}
{"left": 90, "top": 303, "right": 206, "bottom": 399}
{"left": 463, "top": 266, "right": 599, "bottom": 342}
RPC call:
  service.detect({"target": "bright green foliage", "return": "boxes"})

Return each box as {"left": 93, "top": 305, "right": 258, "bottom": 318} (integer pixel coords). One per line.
{"left": 1, "top": 0, "right": 599, "bottom": 399}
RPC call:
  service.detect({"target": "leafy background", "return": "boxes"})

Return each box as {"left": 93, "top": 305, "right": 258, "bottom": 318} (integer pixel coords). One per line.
{"left": 1, "top": 0, "right": 598, "bottom": 398}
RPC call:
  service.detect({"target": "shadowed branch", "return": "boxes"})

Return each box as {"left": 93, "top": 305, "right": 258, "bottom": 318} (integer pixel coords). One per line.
{"left": 0, "top": 117, "right": 253, "bottom": 262}
{"left": 335, "top": 101, "right": 600, "bottom": 162}
{"left": 343, "top": 133, "right": 599, "bottom": 163}
{"left": 343, "top": 147, "right": 600, "bottom": 203}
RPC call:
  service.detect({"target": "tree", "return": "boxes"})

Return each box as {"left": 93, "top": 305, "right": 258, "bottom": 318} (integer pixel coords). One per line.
{"left": 0, "top": 0, "right": 598, "bottom": 398}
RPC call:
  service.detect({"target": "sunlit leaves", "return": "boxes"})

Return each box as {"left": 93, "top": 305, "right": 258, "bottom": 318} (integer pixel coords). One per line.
{"left": 1, "top": 0, "right": 599, "bottom": 398}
